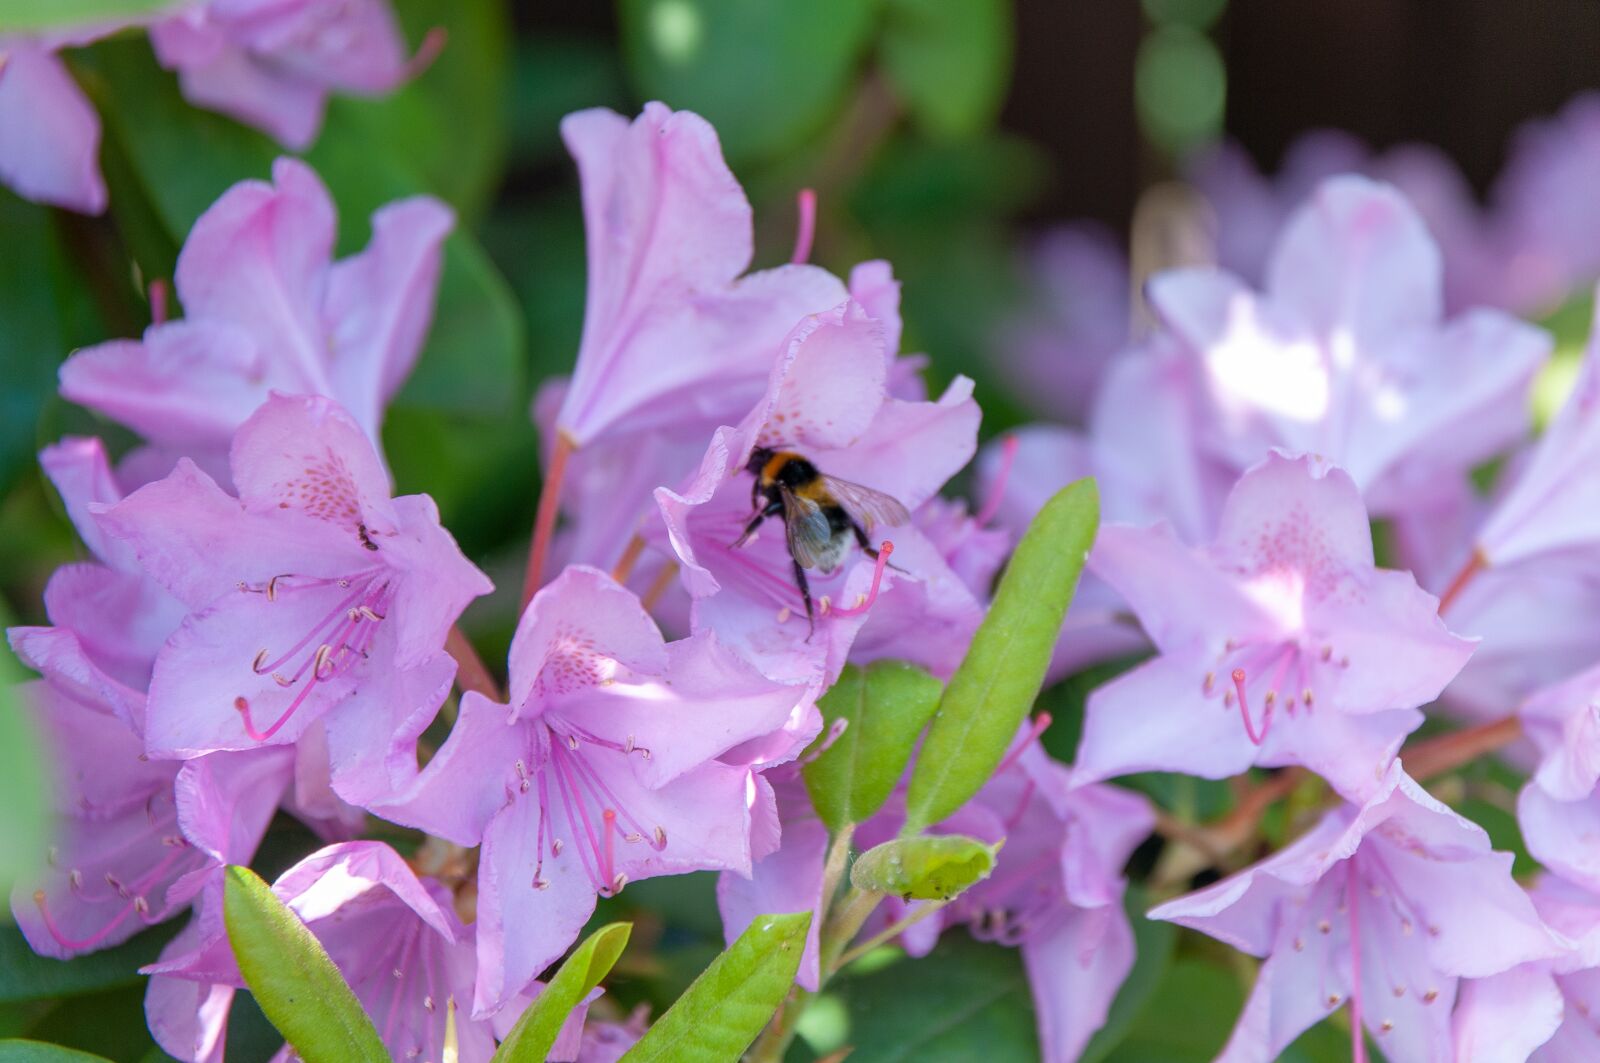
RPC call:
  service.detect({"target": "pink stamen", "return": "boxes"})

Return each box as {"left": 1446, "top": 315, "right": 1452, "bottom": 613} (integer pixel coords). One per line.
{"left": 601, "top": 809, "right": 618, "bottom": 892}
{"left": 34, "top": 882, "right": 162, "bottom": 953}
{"left": 1231, "top": 668, "right": 1271, "bottom": 746}
{"left": 830, "top": 541, "right": 894, "bottom": 617}
{"left": 791, "top": 188, "right": 817, "bottom": 265}
{"left": 975, "top": 434, "right": 1020, "bottom": 527}
{"left": 996, "top": 711, "right": 1053, "bottom": 775}
{"left": 403, "top": 26, "right": 448, "bottom": 80}
{"left": 148, "top": 278, "right": 169, "bottom": 325}
{"left": 1348, "top": 861, "right": 1369, "bottom": 1063}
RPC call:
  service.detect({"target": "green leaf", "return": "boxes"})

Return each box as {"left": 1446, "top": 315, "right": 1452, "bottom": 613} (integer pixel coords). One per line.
{"left": 0, "top": 0, "right": 172, "bottom": 31}
{"left": 0, "top": 922, "right": 178, "bottom": 1005}
{"left": 903, "top": 479, "right": 1099, "bottom": 833}
{"left": 1101, "top": 958, "right": 1244, "bottom": 1062}
{"left": 0, "top": 192, "right": 68, "bottom": 494}
{"left": 493, "top": 923, "right": 632, "bottom": 1063}
{"left": 880, "top": 0, "right": 1013, "bottom": 139}
{"left": 828, "top": 934, "right": 1038, "bottom": 1060}
{"left": 618, "top": 0, "right": 877, "bottom": 164}
{"left": 850, "top": 835, "right": 998, "bottom": 901}
{"left": 803, "top": 661, "right": 943, "bottom": 831}
{"left": 0, "top": 597, "right": 51, "bottom": 896}
{"left": 620, "top": 911, "right": 812, "bottom": 1062}
{"left": 222, "top": 865, "right": 387, "bottom": 1063}
{"left": 0, "top": 1041, "right": 114, "bottom": 1063}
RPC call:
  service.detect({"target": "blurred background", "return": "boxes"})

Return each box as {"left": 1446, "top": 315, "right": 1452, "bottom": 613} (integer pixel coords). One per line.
{"left": 2, "top": 0, "right": 1598, "bottom": 1058}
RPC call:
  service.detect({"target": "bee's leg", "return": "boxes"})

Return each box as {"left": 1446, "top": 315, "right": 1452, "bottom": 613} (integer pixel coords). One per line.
{"left": 733, "top": 498, "right": 783, "bottom": 548}
{"left": 851, "top": 521, "right": 909, "bottom": 572}
{"left": 793, "top": 558, "right": 816, "bottom": 640}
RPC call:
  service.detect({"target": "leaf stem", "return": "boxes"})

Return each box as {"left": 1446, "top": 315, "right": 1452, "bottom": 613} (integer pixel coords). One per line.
{"left": 833, "top": 898, "right": 949, "bottom": 972}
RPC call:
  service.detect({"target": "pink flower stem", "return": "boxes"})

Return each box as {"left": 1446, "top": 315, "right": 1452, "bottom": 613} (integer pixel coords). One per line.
{"left": 1347, "top": 861, "right": 1368, "bottom": 1063}
{"left": 523, "top": 431, "right": 577, "bottom": 609}
{"left": 148, "top": 278, "right": 169, "bottom": 324}
{"left": 1436, "top": 548, "right": 1487, "bottom": 616}
{"left": 974, "top": 434, "right": 1020, "bottom": 527}
{"left": 445, "top": 625, "right": 501, "bottom": 703}
{"left": 791, "top": 188, "right": 817, "bottom": 264}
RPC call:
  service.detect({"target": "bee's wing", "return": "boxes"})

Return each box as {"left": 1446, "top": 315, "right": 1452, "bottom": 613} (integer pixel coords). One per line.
{"left": 780, "top": 486, "right": 843, "bottom": 571}
{"left": 819, "top": 475, "right": 911, "bottom": 533}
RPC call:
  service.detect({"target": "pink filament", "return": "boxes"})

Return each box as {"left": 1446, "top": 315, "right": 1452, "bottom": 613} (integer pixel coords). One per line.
{"left": 34, "top": 845, "right": 186, "bottom": 951}
{"left": 975, "top": 434, "right": 1020, "bottom": 527}
{"left": 831, "top": 541, "right": 894, "bottom": 617}
{"left": 791, "top": 188, "right": 817, "bottom": 264}
{"left": 1347, "top": 861, "right": 1369, "bottom": 1063}
{"left": 148, "top": 278, "right": 169, "bottom": 325}
{"left": 996, "top": 711, "right": 1054, "bottom": 775}
{"left": 1231, "top": 668, "right": 1272, "bottom": 746}
{"left": 404, "top": 26, "right": 448, "bottom": 79}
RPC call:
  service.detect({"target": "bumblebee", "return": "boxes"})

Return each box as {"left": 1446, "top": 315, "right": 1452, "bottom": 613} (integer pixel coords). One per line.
{"left": 735, "top": 446, "right": 910, "bottom": 630}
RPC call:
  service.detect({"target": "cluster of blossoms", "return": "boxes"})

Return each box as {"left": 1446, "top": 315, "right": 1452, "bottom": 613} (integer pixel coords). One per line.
{"left": 14, "top": 59, "right": 1600, "bottom": 1063}
{"left": 0, "top": 0, "right": 428, "bottom": 213}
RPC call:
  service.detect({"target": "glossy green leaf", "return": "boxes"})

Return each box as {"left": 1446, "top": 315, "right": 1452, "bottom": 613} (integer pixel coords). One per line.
{"left": 618, "top": 0, "right": 877, "bottom": 164}
{"left": 903, "top": 479, "right": 1099, "bottom": 833}
{"left": 493, "top": 923, "right": 632, "bottom": 1062}
{"left": 1101, "top": 958, "right": 1243, "bottom": 1062}
{"left": 803, "top": 661, "right": 943, "bottom": 831}
{"left": 880, "top": 0, "right": 1013, "bottom": 139}
{"left": 0, "top": 193, "right": 68, "bottom": 494}
{"left": 620, "top": 911, "right": 811, "bottom": 1062}
{"left": 0, "top": 922, "right": 178, "bottom": 1005}
{"left": 830, "top": 934, "right": 1038, "bottom": 1060}
{"left": 0, "top": 0, "right": 173, "bottom": 31}
{"left": 850, "top": 835, "right": 998, "bottom": 901}
{"left": 0, "top": 597, "right": 51, "bottom": 899}
{"left": 0, "top": 1041, "right": 114, "bottom": 1062}
{"left": 222, "top": 865, "right": 387, "bottom": 1063}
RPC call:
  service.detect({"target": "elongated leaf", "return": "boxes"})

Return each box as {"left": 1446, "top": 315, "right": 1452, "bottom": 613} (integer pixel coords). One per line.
{"left": 850, "top": 835, "right": 998, "bottom": 901}
{"left": 880, "top": 0, "right": 1013, "bottom": 139}
{"left": 0, "top": 192, "right": 68, "bottom": 494}
{"left": 903, "top": 479, "right": 1098, "bottom": 833}
{"left": 0, "top": 0, "right": 174, "bottom": 31}
{"left": 222, "top": 865, "right": 387, "bottom": 1063}
{"left": 831, "top": 935, "right": 1038, "bottom": 1060}
{"left": 0, "top": 1041, "right": 114, "bottom": 1062}
{"left": 621, "top": 911, "right": 811, "bottom": 1062}
{"left": 493, "top": 923, "right": 632, "bottom": 1062}
{"left": 803, "top": 661, "right": 943, "bottom": 831}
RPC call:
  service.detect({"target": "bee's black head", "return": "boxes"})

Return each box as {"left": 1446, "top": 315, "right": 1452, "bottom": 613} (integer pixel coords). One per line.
{"left": 746, "top": 446, "right": 774, "bottom": 475}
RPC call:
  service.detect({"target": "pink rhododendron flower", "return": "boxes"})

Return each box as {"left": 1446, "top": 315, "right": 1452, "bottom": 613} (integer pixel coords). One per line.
{"left": 1150, "top": 175, "right": 1549, "bottom": 514}
{"left": 1518, "top": 661, "right": 1600, "bottom": 802}
{"left": 59, "top": 158, "right": 451, "bottom": 470}
{"left": 1474, "top": 294, "right": 1600, "bottom": 568}
{"left": 94, "top": 394, "right": 489, "bottom": 775}
{"left": 377, "top": 565, "right": 816, "bottom": 1015}
{"left": 534, "top": 102, "right": 852, "bottom": 572}
{"left": 1075, "top": 452, "right": 1473, "bottom": 798}
{"left": 997, "top": 223, "right": 1130, "bottom": 421}
{"left": 1493, "top": 93, "right": 1600, "bottom": 314}
{"left": 146, "top": 842, "right": 588, "bottom": 1062}
{"left": 149, "top": 0, "right": 416, "bottom": 150}
{"left": 1153, "top": 762, "right": 1561, "bottom": 1062}
{"left": 0, "top": 40, "right": 108, "bottom": 212}
{"left": 656, "top": 300, "right": 981, "bottom": 684}
{"left": 1188, "top": 132, "right": 1509, "bottom": 314}
{"left": 1451, "top": 873, "right": 1600, "bottom": 1062}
